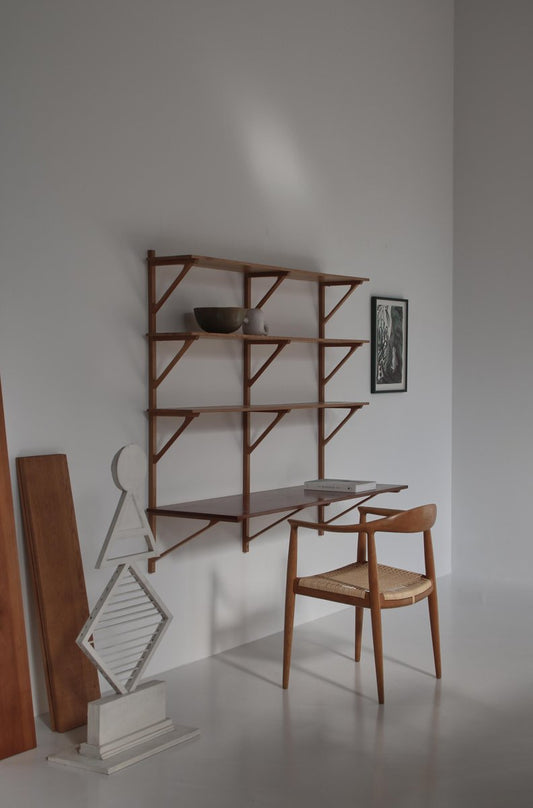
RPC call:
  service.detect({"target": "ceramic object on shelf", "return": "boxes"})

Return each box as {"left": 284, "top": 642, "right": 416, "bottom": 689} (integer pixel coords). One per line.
{"left": 193, "top": 307, "right": 247, "bottom": 333}
{"left": 243, "top": 308, "right": 269, "bottom": 336}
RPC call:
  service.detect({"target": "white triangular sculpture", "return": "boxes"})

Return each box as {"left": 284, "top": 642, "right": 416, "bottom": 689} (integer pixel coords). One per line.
{"left": 96, "top": 444, "right": 157, "bottom": 568}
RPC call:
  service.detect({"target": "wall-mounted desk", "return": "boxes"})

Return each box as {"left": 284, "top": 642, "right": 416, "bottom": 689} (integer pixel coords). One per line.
{"left": 147, "top": 483, "right": 407, "bottom": 572}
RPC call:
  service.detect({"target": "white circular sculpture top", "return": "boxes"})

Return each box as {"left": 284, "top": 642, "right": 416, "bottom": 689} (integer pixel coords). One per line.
{"left": 112, "top": 444, "right": 147, "bottom": 492}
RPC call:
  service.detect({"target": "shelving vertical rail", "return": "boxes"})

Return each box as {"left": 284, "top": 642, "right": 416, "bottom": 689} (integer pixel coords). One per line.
{"left": 316, "top": 279, "right": 362, "bottom": 527}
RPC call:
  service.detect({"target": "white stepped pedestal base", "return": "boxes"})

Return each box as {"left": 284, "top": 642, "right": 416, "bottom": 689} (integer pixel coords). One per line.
{"left": 48, "top": 680, "right": 199, "bottom": 775}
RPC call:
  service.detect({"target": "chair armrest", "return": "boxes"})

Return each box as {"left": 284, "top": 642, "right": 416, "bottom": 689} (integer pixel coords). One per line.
{"left": 288, "top": 518, "right": 370, "bottom": 533}
{"left": 358, "top": 506, "right": 405, "bottom": 518}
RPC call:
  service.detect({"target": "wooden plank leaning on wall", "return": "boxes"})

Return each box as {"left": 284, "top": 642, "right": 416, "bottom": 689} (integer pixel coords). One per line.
{"left": 0, "top": 380, "right": 36, "bottom": 759}
{"left": 17, "top": 453, "right": 101, "bottom": 732}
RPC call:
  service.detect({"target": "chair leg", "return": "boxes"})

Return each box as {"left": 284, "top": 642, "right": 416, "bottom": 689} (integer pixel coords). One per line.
{"left": 369, "top": 603, "right": 384, "bottom": 704}
{"left": 428, "top": 590, "right": 442, "bottom": 679}
{"left": 355, "top": 528, "right": 367, "bottom": 663}
{"left": 355, "top": 606, "right": 364, "bottom": 661}
{"left": 283, "top": 527, "right": 298, "bottom": 689}
{"left": 282, "top": 584, "right": 295, "bottom": 689}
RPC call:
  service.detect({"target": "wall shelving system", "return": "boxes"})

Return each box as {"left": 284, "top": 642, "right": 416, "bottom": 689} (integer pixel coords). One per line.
{"left": 146, "top": 251, "right": 405, "bottom": 572}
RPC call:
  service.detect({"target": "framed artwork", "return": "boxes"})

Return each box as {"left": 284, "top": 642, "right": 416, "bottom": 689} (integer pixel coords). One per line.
{"left": 371, "top": 297, "right": 408, "bottom": 393}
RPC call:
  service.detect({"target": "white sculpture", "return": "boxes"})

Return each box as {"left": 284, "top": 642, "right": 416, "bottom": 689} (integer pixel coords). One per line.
{"left": 49, "top": 445, "right": 198, "bottom": 774}
{"left": 96, "top": 444, "right": 157, "bottom": 569}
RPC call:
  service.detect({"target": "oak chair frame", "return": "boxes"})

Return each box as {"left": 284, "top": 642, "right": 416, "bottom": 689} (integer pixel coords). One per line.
{"left": 283, "top": 504, "right": 441, "bottom": 704}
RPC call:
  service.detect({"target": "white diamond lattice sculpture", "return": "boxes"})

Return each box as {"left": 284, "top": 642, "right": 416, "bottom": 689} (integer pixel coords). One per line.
{"left": 77, "top": 561, "right": 171, "bottom": 695}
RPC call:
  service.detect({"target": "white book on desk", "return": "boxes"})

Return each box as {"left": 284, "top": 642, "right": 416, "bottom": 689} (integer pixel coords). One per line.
{"left": 304, "top": 478, "right": 377, "bottom": 493}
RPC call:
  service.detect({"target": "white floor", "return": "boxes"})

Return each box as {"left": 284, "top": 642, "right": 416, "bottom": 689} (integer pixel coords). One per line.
{"left": 2, "top": 575, "right": 532, "bottom": 807}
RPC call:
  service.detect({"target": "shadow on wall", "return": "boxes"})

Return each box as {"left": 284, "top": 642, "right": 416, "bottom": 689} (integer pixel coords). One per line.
{"left": 209, "top": 568, "right": 284, "bottom": 660}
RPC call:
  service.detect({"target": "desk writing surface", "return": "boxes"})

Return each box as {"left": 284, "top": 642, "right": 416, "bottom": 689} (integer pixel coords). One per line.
{"left": 148, "top": 483, "right": 407, "bottom": 523}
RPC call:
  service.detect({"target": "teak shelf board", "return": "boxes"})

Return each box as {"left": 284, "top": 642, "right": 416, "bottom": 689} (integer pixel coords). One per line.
{"left": 150, "top": 402, "right": 368, "bottom": 417}
{"left": 148, "top": 253, "right": 369, "bottom": 285}
{"left": 17, "top": 454, "right": 101, "bottom": 732}
{"left": 149, "top": 332, "right": 368, "bottom": 348}
{"left": 148, "top": 484, "right": 408, "bottom": 523}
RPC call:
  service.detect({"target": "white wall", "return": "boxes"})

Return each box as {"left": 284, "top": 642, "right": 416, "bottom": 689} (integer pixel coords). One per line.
{"left": 0, "top": 0, "right": 453, "bottom": 712}
{"left": 453, "top": 0, "right": 533, "bottom": 585}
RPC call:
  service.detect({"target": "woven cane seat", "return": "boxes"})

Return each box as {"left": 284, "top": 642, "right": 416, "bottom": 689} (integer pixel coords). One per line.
{"left": 298, "top": 562, "right": 431, "bottom": 603}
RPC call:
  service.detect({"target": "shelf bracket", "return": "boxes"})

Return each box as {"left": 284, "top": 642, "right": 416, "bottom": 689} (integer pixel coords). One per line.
{"left": 244, "top": 506, "right": 309, "bottom": 545}
{"left": 148, "top": 519, "right": 219, "bottom": 572}
{"left": 242, "top": 498, "right": 333, "bottom": 551}
{"left": 247, "top": 409, "right": 290, "bottom": 453}
{"left": 324, "top": 405, "right": 362, "bottom": 445}
{"left": 154, "top": 414, "right": 198, "bottom": 462}
{"left": 247, "top": 271, "right": 289, "bottom": 309}
{"left": 248, "top": 340, "right": 290, "bottom": 387}
{"left": 321, "top": 491, "right": 380, "bottom": 524}
{"left": 155, "top": 337, "right": 198, "bottom": 388}
{"left": 321, "top": 281, "right": 361, "bottom": 324}
{"left": 324, "top": 344, "right": 359, "bottom": 385}
{"left": 153, "top": 260, "right": 194, "bottom": 314}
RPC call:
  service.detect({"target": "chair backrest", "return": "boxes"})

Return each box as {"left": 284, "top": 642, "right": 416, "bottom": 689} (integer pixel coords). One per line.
{"left": 368, "top": 504, "right": 436, "bottom": 534}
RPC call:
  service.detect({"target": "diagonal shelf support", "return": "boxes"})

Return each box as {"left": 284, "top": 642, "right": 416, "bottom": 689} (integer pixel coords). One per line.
{"left": 324, "top": 405, "right": 362, "bottom": 445}
{"left": 154, "top": 414, "right": 198, "bottom": 462}
{"left": 244, "top": 505, "right": 312, "bottom": 547}
{"left": 248, "top": 409, "right": 290, "bottom": 453}
{"left": 248, "top": 340, "right": 290, "bottom": 386}
{"left": 155, "top": 337, "right": 198, "bottom": 388}
{"left": 148, "top": 519, "right": 219, "bottom": 572}
{"left": 153, "top": 261, "right": 194, "bottom": 314}
{"left": 322, "top": 281, "right": 361, "bottom": 324}
{"left": 245, "top": 491, "right": 382, "bottom": 548}
{"left": 321, "top": 491, "right": 380, "bottom": 524}
{"left": 247, "top": 271, "right": 289, "bottom": 309}
{"left": 324, "top": 345, "right": 359, "bottom": 385}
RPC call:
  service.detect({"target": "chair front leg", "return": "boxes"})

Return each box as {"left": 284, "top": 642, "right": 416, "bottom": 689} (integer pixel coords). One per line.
{"left": 428, "top": 588, "right": 441, "bottom": 679}
{"left": 367, "top": 532, "right": 384, "bottom": 704}
{"left": 369, "top": 601, "right": 384, "bottom": 704}
{"left": 423, "top": 529, "right": 441, "bottom": 679}
{"left": 355, "top": 607, "right": 364, "bottom": 662}
{"left": 283, "top": 524, "right": 298, "bottom": 689}
{"left": 355, "top": 519, "right": 367, "bottom": 661}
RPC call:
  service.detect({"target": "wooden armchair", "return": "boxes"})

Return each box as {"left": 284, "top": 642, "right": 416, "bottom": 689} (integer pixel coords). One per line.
{"left": 282, "top": 504, "right": 441, "bottom": 703}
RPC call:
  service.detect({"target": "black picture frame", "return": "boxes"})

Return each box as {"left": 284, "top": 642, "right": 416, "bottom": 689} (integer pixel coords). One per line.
{"left": 371, "top": 296, "right": 408, "bottom": 393}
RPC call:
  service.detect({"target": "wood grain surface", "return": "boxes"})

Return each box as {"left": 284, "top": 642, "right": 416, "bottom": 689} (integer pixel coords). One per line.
{"left": 0, "top": 381, "right": 36, "bottom": 759}
{"left": 17, "top": 454, "right": 100, "bottom": 732}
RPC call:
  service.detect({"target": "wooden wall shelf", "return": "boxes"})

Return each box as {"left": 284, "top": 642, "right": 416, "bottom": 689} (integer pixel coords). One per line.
{"left": 147, "top": 253, "right": 368, "bottom": 285}
{"left": 146, "top": 483, "right": 407, "bottom": 572}
{"left": 149, "top": 332, "right": 367, "bottom": 347}
{"left": 146, "top": 251, "right": 376, "bottom": 566}
{"left": 149, "top": 402, "right": 368, "bottom": 416}
{"left": 148, "top": 484, "right": 407, "bottom": 523}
